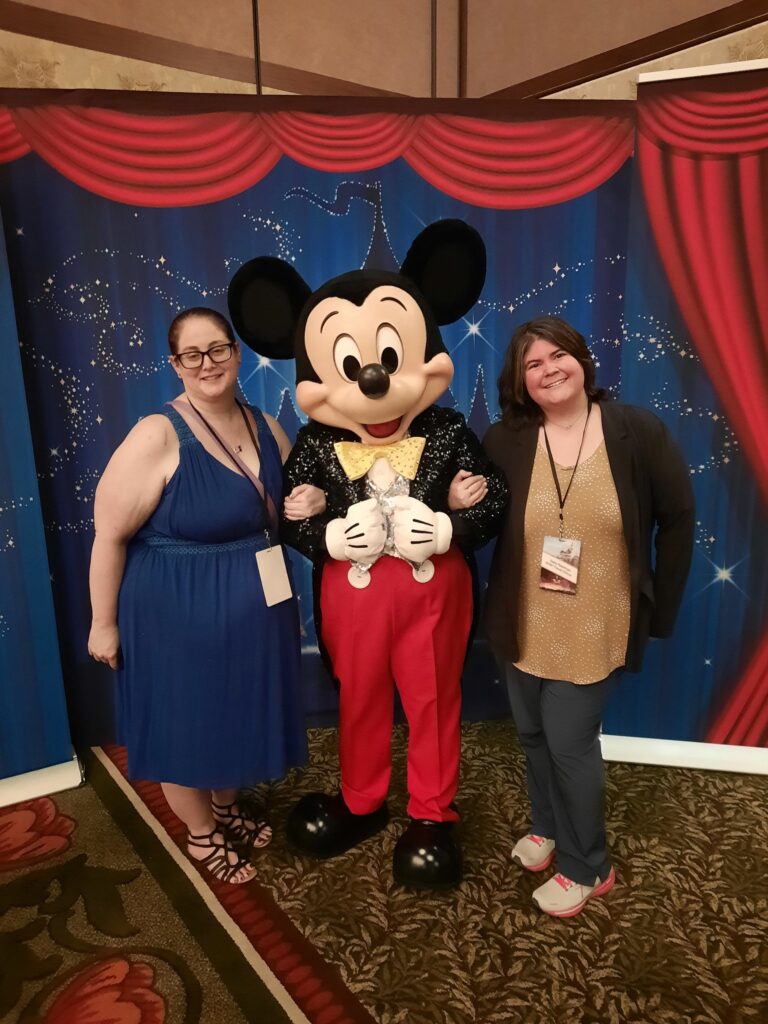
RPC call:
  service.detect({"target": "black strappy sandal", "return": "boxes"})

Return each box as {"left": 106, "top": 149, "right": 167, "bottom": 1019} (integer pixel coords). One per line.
{"left": 187, "top": 828, "right": 256, "bottom": 885}
{"left": 211, "top": 799, "right": 273, "bottom": 850}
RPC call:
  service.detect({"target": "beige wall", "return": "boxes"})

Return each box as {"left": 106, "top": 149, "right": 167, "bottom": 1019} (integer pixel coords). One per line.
{"left": 0, "top": 28, "right": 277, "bottom": 92}
{"left": 15, "top": 0, "right": 255, "bottom": 57}
{"left": 0, "top": 0, "right": 763, "bottom": 97}
{"left": 466, "top": 0, "right": 743, "bottom": 95}
{"left": 16, "top": 0, "right": 440, "bottom": 94}
{"left": 8, "top": 0, "right": 446, "bottom": 95}
{"left": 258, "top": 0, "right": 434, "bottom": 95}
{"left": 548, "top": 19, "right": 768, "bottom": 99}
{"left": 435, "top": 0, "right": 460, "bottom": 97}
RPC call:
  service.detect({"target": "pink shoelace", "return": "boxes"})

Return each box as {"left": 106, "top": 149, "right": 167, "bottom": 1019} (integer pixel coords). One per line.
{"left": 529, "top": 834, "right": 549, "bottom": 847}
{"left": 553, "top": 873, "right": 575, "bottom": 891}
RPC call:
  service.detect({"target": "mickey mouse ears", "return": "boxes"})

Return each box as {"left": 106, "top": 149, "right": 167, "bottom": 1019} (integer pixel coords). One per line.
{"left": 227, "top": 256, "right": 311, "bottom": 360}
{"left": 401, "top": 220, "right": 486, "bottom": 326}
{"left": 227, "top": 220, "right": 486, "bottom": 356}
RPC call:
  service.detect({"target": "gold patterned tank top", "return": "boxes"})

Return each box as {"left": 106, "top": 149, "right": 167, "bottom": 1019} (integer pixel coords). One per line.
{"left": 514, "top": 440, "right": 631, "bottom": 684}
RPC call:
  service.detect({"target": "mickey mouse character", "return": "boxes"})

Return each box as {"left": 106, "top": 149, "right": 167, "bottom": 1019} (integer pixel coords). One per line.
{"left": 228, "top": 220, "right": 507, "bottom": 889}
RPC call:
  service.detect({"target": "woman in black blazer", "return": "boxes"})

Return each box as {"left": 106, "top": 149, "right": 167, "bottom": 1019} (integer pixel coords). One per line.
{"left": 483, "top": 317, "right": 694, "bottom": 918}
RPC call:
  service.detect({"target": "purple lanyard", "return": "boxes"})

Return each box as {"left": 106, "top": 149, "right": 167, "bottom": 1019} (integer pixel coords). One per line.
{"left": 171, "top": 398, "right": 279, "bottom": 534}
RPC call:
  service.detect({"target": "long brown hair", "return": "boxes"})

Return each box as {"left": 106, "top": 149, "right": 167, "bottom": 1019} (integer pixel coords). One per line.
{"left": 497, "top": 316, "right": 607, "bottom": 426}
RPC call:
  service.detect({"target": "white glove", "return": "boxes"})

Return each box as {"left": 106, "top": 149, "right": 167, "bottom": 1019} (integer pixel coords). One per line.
{"left": 325, "top": 498, "right": 387, "bottom": 564}
{"left": 391, "top": 496, "right": 452, "bottom": 563}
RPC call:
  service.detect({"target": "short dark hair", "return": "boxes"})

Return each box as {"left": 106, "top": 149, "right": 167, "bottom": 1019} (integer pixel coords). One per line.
{"left": 168, "top": 307, "right": 236, "bottom": 355}
{"left": 497, "top": 316, "right": 607, "bottom": 426}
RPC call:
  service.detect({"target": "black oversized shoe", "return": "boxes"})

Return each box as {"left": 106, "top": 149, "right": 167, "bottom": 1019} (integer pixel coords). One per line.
{"left": 285, "top": 792, "right": 389, "bottom": 859}
{"left": 392, "top": 819, "right": 463, "bottom": 890}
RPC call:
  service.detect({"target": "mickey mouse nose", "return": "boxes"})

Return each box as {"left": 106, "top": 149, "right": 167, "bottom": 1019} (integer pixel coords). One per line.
{"left": 357, "top": 363, "right": 390, "bottom": 398}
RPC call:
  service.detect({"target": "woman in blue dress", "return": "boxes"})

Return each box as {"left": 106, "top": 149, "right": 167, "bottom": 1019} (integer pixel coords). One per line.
{"left": 88, "top": 308, "right": 324, "bottom": 884}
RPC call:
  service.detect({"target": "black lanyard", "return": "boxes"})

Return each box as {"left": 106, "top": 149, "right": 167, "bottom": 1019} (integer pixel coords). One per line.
{"left": 542, "top": 401, "right": 592, "bottom": 537}
{"left": 179, "top": 397, "right": 278, "bottom": 532}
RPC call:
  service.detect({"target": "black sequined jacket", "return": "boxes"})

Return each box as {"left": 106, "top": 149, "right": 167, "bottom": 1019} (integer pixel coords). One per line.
{"left": 281, "top": 405, "right": 508, "bottom": 563}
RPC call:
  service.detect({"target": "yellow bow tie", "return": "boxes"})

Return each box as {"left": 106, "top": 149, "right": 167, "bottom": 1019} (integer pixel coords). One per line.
{"left": 334, "top": 436, "right": 426, "bottom": 481}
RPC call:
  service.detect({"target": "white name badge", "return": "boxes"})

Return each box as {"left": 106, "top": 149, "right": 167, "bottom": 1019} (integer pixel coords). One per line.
{"left": 255, "top": 544, "right": 293, "bottom": 606}
{"left": 540, "top": 535, "right": 581, "bottom": 595}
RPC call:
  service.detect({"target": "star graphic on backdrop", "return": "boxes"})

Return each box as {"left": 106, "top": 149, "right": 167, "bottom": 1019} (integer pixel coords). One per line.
{"left": 697, "top": 552, "right": 748, "bottom": 597}
{"left": 50, "top": 448, "right": 59, "bottom": 456}
{"left": 552, "top": 263, "right": 561, "bottom": 274}
{"left": 240, "top": 354, "right": 292, "bottom": 389}
{"left": 453, "top": 312, "right": 494, "bottom": 355}
{"left": 15, "top": 227, "right": 23, "bottom": 236}
{"left": 158, "top": 255, "right": 166, "bottom": 265}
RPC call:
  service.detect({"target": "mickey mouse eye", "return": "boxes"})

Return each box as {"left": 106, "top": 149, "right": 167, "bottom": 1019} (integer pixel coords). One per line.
{"left": 333, "top": 334, "right": 363, "bottom": 382}
{"left": 376, "top": 324, "right": 402, "bottom": 374}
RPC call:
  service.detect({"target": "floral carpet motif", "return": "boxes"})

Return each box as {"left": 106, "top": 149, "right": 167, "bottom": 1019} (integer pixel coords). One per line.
{"left": 0, "top": 795, "right": 171, "bottom": 1024}
{"left": 2, "top": 723, "right": 767, "bottom": 1024}
{"left": 0, "top": 759, "right": 298, "bottom": 1024}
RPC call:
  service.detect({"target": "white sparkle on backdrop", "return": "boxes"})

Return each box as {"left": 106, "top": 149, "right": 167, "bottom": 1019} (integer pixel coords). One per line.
{"left": 697, "top": 553, "right": 748, "bottom": 598}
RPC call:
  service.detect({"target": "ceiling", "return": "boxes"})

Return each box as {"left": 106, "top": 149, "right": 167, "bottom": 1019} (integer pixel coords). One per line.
{"left": 0, "top": 0, "right": 766, "bottom": 99}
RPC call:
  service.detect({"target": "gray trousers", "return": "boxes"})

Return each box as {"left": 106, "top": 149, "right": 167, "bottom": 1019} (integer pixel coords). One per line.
{"left": 506, "top": 664, "right": 620, "bottom": 885}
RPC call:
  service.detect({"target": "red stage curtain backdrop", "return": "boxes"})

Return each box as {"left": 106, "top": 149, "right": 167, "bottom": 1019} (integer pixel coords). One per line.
{"left": 0, "top": 106, "right": 633, "bottom": 210}
{"left": 637, "top": 79, "right": 768, "bottom": 748}
{"left": 5, "top": 98, "right": 761, "bottom": 746}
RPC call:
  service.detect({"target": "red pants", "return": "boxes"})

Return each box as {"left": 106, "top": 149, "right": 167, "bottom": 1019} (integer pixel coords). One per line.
{"left": 320, "top": 546, "right": 472, "bottom": 821}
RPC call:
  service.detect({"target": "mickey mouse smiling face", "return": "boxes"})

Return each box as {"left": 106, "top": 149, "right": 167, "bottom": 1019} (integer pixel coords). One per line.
{"left": 297, "top": 278, "right": 453, "bottom": 444}
{"left": 227, "top": 220, "right": 486, "bottom": 441}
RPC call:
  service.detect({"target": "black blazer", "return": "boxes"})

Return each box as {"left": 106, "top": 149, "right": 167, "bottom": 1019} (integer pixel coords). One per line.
{"left": 482, "top": 401, "right": 695, "bottom": 673}
{"left": 281, "top": 405, "right": 508, "bottom": 561}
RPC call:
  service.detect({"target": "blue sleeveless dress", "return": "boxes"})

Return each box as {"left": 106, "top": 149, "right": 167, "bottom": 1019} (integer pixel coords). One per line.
{"left": 116, "top": 405, "right": 307, "bottom": 789}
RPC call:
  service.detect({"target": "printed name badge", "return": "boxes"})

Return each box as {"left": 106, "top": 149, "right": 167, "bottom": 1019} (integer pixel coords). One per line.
{"left": 540, "top": 535, "right": 581, "bottom": 595}
{"left": 255, "top": 544, "right": 293, "bottom": 606}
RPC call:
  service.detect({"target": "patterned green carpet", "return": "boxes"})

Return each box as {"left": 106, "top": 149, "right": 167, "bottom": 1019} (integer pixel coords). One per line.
{"left": 2, "top": 722, "right": 767, "bottom": 1024}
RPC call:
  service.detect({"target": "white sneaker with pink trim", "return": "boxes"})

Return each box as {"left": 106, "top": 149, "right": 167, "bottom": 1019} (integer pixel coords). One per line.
{"left": 511, "top": 833, "right": 556, "bottom": 872}
{"left": 532, "top": 867, "right": 616, "bottom": 917}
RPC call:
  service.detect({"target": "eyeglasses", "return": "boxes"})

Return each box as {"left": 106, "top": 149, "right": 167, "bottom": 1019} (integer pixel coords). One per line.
{"left": 175, "top": 342, "right": 236, "bottom": 370}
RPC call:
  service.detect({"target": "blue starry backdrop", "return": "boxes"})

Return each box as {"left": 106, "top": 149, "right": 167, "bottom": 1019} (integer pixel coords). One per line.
{"left": 0, "top": 208, "right": 73, "bottom": 778}
{"left": 0, "top": 149, "right": 765, "bottom": 749}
